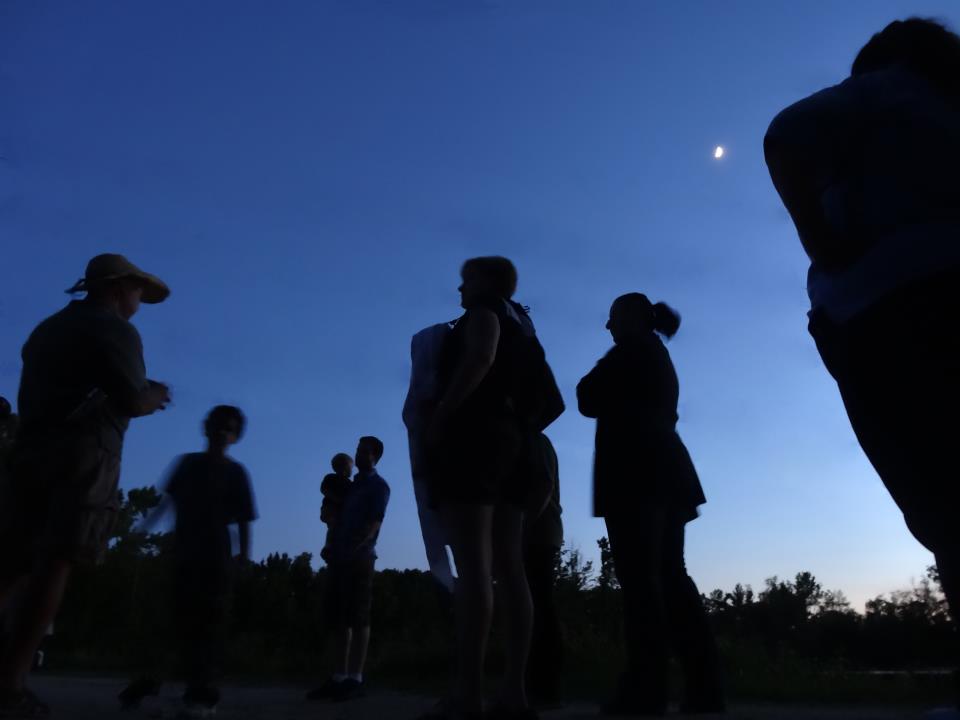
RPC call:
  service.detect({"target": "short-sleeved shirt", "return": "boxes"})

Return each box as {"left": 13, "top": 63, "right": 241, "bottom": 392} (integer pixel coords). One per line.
{"left": 327, "top": 470, "right": 390, "bottom": 563}
{"left": 165, "top": 453, "right": 257, "bottom": 572}
{"left": 17, "top": 301, "right": 148, "bottom": 452}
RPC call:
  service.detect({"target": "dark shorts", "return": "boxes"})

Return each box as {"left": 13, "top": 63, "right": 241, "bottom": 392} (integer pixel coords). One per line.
{"left": 427, "top": 413, "right": 524, "bottom": 507}
{"left": 0, "top": 430, "right": 121, "bottom": 574}
{"left": 808, "top": 270, "right": 960, "bottom": 554}
{"left": 324, "top": 556, "right": 375, "bottom": 629}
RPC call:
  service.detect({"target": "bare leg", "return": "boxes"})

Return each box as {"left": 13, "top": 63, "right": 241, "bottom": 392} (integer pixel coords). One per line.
{"left": 347, "top": 625, "right": 370, "bottom": 676}
{"left": 492, "top": 505, "right": 533, "bottom": 711}
{"left": 334, "top": 627, "right": 352, "bottom": 676}
{"left": 440, "top": 502, "right": 494, "bottom": 714}
{"left": 0, "top": 560, "right": 71, "bottom": 692}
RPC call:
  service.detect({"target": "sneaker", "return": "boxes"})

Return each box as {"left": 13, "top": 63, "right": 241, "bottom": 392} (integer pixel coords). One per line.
{"left": 0, "top": 689, "right": 50, "bottom": 718}
{"left": 305, "top": 677, "right": 344, "bottom": 701}
{"left": 118, "top": 675, "right": 161, "bottom": 709}
{"left": 333, "top": 678, "right": 365, "bottom": 702}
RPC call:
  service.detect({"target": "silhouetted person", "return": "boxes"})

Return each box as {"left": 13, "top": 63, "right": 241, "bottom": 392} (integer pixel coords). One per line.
{"left": 164, "top": 405, "right": 256, "bottom": 716}
{"left": 765, "top": 17, "right": 960, "bottom": 711}
{"left": 523, "top": 433, "right": 563, "bottom": 709}
{"left": 403, "top": 322, "right": 458, "bottom": 595}
{"left": 422, "top": 256, "right": 555, "bottom": 720}
{"left": 0, "top": 397, "right": 16, "bottom": 459}
{"left": 320, "top": 453, "right": 355, "bottom": 563}
{"left": 0, "top": 254, "right": 170, "bottom": 716}
{"left": 577, "top": 293, "right": 723, "bottom": 716}
{"left": 308, "top": 436, "right": 390, "bottom": 703}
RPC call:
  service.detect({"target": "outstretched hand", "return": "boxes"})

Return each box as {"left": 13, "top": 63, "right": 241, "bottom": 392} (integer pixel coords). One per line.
{"left": 144, "top": 380, "right": 171, "bottom": 414}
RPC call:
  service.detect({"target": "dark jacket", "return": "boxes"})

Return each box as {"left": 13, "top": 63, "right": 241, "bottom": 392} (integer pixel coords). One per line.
{"left": 577, "top": 334, "right": 705, "bottom": 520}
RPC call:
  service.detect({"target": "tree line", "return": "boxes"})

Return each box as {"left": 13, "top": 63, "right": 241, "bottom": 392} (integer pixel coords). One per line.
{"left": 46, "top": 488, "right": 953, "bottom": 690}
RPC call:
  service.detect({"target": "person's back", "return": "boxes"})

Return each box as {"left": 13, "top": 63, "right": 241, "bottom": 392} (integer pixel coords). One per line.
{"left": 765, "top": 23, "right": 960, "bottom": 323}
{"left": 765, "top": 19, "right": 960, "bottom": 714}
{"left": 438, "top": 296, "right": 542, "bottom": 420}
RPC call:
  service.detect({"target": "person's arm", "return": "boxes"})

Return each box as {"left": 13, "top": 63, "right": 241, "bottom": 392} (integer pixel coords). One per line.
{"left": 576, "top": 353, "right": 614, "bottom": 419}
{"left": 237, "top": 521, "right": 251, "bottom": 563}
{"left": 764, "top": 81, "right": 857, "bottom": 262}
{"left": 353, "top": 520, "right": 382, "bottom": 552}
{"left": 431, "top": 309, "right": 499, "bottom": 425}
{"left": 135, "top": 495, "right": 172, "bottom": 534}
{"left": 140, "top": 456, "right": 186, "bottom": 533}
{"left": 98, "top": 322, "right": 170, "bottom": 417}
{"left": 232, "top": 467, "right": 258, "bottom": 562}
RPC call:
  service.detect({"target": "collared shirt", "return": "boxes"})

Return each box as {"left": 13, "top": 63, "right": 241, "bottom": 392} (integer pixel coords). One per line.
{"left": 327, "top": 470, "right": 390, "bottom": 563}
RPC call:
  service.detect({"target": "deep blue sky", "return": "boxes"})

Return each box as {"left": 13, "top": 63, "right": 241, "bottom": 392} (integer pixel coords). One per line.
{"left": 2, "top": 1, "right": 956, "bottom": 609}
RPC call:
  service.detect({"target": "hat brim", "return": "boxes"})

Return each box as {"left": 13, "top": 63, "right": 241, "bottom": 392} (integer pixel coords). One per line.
{"left": 130, "top": 271, "right": 170, "bottom": 304}
{"left": 90, "top": 270, "right": 169, "bottom": 304}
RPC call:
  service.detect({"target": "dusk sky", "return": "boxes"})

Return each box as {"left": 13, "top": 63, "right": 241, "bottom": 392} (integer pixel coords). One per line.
{"left": 3, "top": 1, "right": 956, "bottom": 610}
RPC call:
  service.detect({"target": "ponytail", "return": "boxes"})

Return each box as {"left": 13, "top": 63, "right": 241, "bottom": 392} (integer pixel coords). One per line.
{"left": 652, "top": 302, "right": 681, "bottom": 339}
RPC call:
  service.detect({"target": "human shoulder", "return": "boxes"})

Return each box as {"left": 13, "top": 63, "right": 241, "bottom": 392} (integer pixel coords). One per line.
{"left": 174, "top": 452, "right": 207, "bottom": 473}
{"left": 68, "top": 301, "right": 142, "bottom": 341}
{"left": 371, "top": 472, "right": 391, "bottom": 496}
{"left": 227, "top": 458, "right": 253, "bottom": 491}
{"left": 165, "top": 453, "right": 203, "bottom": 494}
{"left": 226, "top": 455, "right": 249, "bottom": 474}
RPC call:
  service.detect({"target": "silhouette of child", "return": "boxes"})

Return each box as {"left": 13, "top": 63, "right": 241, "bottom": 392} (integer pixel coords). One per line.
{"left": 320, "top": 453, "right": 354, "bottom": 563}
{"left": 166, "top": 405, "right": 257, "bottom": 715}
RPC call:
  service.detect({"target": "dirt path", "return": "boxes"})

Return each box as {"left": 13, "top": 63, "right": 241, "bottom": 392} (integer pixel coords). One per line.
{"left": 27, "top": 675, "right": 944, "bottom": 720}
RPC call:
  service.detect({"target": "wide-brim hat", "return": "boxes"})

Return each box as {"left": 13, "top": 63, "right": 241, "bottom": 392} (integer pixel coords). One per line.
{"left": 66, "top": 254, "right": 170, "bottom": 304}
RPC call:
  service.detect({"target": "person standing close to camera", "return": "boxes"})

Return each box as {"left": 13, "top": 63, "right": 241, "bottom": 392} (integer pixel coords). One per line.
{"left": 0, "top": 254, "right": 171, "bottom": 717}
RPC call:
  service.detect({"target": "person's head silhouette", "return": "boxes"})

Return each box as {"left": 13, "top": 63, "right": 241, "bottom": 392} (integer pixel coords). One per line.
{"left": 606, "top": 293, "right": 681, "bottom": 344}
{"left": 458, "top": 256, "right": 518, "bottom": 309}
{"left": 203, "top": 405, "right": 246, "bottom": 455}
{"left": 355, "top": 436, "right": 384, "bottom": 474}
{"left": 852, "top": 18, "right": 960, "bottom": 98}
{"left": 331, "top": 452, "right": 354, "bottom": 479}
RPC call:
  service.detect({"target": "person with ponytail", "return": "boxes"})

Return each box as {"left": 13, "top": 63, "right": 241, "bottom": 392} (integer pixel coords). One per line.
{"left": 766, "top": 18, "right": 960, "bottom": 712}
{"left": 577, "top": 293, "right": 722, "bottom": 716}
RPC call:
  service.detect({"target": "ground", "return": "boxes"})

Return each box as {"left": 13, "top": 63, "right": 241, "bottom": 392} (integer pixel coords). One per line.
{"left": 26, "top": 675, "right": 950, "bottom": 720}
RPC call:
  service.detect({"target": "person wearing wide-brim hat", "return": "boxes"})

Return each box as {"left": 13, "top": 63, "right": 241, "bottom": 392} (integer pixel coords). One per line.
{"left": 0, "top": 253, "right": 172, "bottom": 716}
